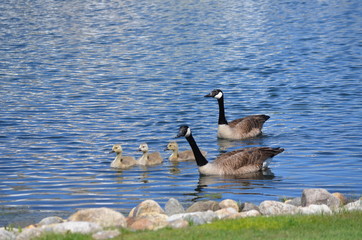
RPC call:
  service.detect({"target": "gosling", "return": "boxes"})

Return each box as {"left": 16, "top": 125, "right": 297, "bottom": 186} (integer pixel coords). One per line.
{"left": 110, "top": 144, "right": 137, "bottom": 169}
{"left": 165, "top": 141, "right": 207, "bottom": 162}
{"left": 138, "top": 143, "right": 163, "bottom": 165}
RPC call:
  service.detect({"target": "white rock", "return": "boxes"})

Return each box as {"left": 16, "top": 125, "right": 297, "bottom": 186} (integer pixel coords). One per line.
{"left": 238, "top": 209, "right": 261, "bottom": 218}
{"left": 215, "top": 207, "right": 238, "bottom": 219}
{"left": 0, "top": 229, "right": 16, "bottom": 240}
{"left": 344, "top": 200, "right": 362, "bottom": 211}
{"left": 15, "top": 228, "right": 44, "bottom": 240}
{"left": 92, "top": 230, "right": 121, "bottom": 240}
{"left": 168, "top": 210, "right": 218, "bottom": 225}
{"left": 259, "top": 201, "right": 298, "bottom": 216}
{"left": 43, "top": 221, "right": 102, "bottom": 234}
{"left": 298, "top": 204, "right": 332, "bottom": 215}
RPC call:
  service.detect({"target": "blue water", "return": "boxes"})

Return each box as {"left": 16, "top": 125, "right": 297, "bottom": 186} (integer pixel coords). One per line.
{"left": 1, "top": 0, "right": 361, "bottom": 226}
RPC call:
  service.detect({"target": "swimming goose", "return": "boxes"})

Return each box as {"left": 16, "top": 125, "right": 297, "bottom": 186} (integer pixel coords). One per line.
{"left": 164, "top": 141, "right": 207, "bottom": 162}
{"left": 176, "top": 125, "right": 284, "bottom": 176}
{"left": 204, "top": 89, "right": 270, "bottom": 140}
{"left": 110, "top": 144, "right": 137, "bottom": 169}
{"left": 138, "top": 143, "right": 163, "bottom": 165}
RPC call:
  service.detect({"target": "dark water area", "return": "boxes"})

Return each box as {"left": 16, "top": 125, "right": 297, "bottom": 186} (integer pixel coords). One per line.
{"left": 0, "top": 0, "right": 361, "bottom": 227}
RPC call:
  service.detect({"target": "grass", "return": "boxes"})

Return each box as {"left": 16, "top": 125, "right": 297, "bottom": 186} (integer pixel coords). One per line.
{"left": 35, "top": 211, "right": 362, "bottom": 240}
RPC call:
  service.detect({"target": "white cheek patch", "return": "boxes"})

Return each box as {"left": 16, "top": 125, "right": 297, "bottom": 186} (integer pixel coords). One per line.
{"left": 185, "top": 127, "right": 191, "bottom": 137}
{"left": 215, "top": 92, "right": 223, "bottom": 99}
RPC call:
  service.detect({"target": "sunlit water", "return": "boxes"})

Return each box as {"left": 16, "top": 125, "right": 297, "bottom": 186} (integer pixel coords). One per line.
{"left": 1, "top": 0, "right": 361, "bottom": 226}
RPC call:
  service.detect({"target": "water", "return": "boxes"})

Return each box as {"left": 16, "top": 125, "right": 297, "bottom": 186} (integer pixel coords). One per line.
{"left": 1, "top": 0, "right": 361, "bottom": 226}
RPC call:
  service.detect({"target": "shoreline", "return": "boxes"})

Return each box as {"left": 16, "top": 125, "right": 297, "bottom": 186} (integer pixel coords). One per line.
{"left": 1, "top": 188, "right": 361, "bottom": 240}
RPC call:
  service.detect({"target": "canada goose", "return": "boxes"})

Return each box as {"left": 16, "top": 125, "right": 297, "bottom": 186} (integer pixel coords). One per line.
{"left": 138, "top": 143, "right": 163, "bottom": 165}
{"left": 164, "top": 141, "right": 207, "bottom": 161}
{"left": 176, "top": 125, "right": 284, "bottom": 176}
{"left": 110, "top": 144, "right": 137, "bottom": 169}
{"left": 204, "top": 89, "right": 270, "bottom": 140}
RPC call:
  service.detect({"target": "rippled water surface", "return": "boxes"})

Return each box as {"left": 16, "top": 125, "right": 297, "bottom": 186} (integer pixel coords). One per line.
{"left": 1, "top": 0, "right": 361, "bottom": 226}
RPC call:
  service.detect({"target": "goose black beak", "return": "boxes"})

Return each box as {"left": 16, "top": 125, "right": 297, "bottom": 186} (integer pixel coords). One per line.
{"left": 109, "top": 150, "right": 115, "bottom": 154}
{"left": 204, "top": 93, "right": 213, "bottom": 97}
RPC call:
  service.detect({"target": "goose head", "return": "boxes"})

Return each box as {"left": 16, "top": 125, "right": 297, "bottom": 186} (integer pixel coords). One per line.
{"left": 110, "top": 144, "right": 123, "bottom": 154}
{"left": 204, "top": 89, "right": 223, "bottom": 99}
{"left": 176, "top": 125, "right": 192, "bottom": 138}
{"left": 138, "top": 143, "right": 149, "bottom": 153}
{"left": 165, "top": 141, "right": 179, "bottom": 151}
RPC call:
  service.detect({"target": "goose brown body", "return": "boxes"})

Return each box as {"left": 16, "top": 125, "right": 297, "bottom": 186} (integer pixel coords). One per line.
{"left": 177, "top": 125, "right": 284, "bottom": 176}
{"left": 205, "top": 89, "right": 270, "bottom": 140}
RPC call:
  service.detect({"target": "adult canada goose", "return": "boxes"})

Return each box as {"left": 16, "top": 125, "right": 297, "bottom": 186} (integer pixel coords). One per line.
{"left": 164, "top": 141, "right": 207, "bottom": 162}
{"left": 176, "top": 125, "right": 284, "bottom": 176}
{"left": 110, "top": 144, "right": 137, "bottom": 169}
{"left": 204, "top": 89, "right": 270, "bottom": 140}
{"left": 138, "top": 143, "right": 163, "bottom": 165}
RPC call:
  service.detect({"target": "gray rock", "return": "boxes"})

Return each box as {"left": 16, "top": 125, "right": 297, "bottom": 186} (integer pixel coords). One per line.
{"left": 301, "top": 189, "right": 340, "bottom": 209}
{"left": 241, "top": 202, "right": 260, "bottom": 212}
{"left": 298, "top": 204, "right": 332, "bottom": 215}
{"left": 186, "top": 200, "right": 221, "bottom": 213}
{"left": 92, "top": 230, "right": 121, "bottom": 240}
{"left": 168, "top": 210, "right": 218, "bottom": 225}
{"left": 0, "top": 229, "right": 16, "bottom": 240}
{"left": 38, "top": 216, "right": 64, "bottom": 226}
{"left": 344, "top": 200, "right": 362, "bottom": 211}
{"left": 165, "top": 198, "right": 185, "bottom": 216}
{"left": 259, "top": 200, "right": 298, "bottom": 216}
{"left": 285, "top": 197, "right": 302, "bottom": 207}
{"left": 68, "top": 207, "right": 126, "bottom": 228}
{"left": 44, "top": 221, "right": 102, "bottom": 234}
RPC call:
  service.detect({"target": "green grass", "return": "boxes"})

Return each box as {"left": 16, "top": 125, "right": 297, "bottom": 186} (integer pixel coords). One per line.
{"left": 36, "top": 211, "right": 362, "bottom": 240}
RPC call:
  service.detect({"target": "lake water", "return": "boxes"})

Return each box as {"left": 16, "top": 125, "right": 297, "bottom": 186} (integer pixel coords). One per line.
{"left": 0, "top": 0, "right": 361, "bottom": 227}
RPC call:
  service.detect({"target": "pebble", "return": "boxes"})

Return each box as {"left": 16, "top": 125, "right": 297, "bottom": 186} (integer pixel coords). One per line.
{"left": 1, "top": 188, "right": 360, "bottom": 239}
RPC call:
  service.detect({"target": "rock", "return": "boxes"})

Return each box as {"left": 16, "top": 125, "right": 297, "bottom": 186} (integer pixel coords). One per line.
{"left": 285, "top": 197, "right": 302, "bottom": 207}
{"left": 332, "top": 192, "right": 347, "bottom": 206}
{"left": 186, "top": 200, "right": 221, "bottom": 213}
{"left": 0, "top": 229, "right": 16, "bottom": 240}
{"left": 344, "top": 200, "right": 362, "bottom": 211}
{"left": 240, "top": 202, "right": 260, "bottom": 212}
{"left": 68, "top": 207, "right": 126, "bottom": 228}
{"left": 259, "top": 201, "right": 298, "bottom": 216}
{"left": 298, "top": 204, "right": 332, "bottom": 215}
{"left": 301, "top": 189, "right": 340, "bottom": 209}
{"left": 92, "top": 230, "right": 121, "bottom": 240}
{"left": 168, "top": 210, "right": 218, "bottom": 225}
{"left": 219, "top": 199, "right": 239, "bottom": 212}
{"left": 215, "top": 207, "right": 238, "bottom": 219}
{"left": 132, "top": 200, "right": 165, "bottom": 218}
{"left": 238, "top": 209, "right": 261, "bottom": 218}
{"left": 38, "top": 216, "right": 64, "bottom": 226}
{"left": 129, "top": 213, "right": 168, "bottom": 231}
{"left": 43, "top": 221, "right": 102, "bottom": 234}
{"left": 129, "top": 218, "right": 154, "bottom": 231}
{"left": 16, "top": 228, "right": 44, "bottom": 240}
{"left": 168, "top": 219, "right": 189, "bottom": 229}
{"left": 165, "top": 198, "right": 185, "bottom": 216}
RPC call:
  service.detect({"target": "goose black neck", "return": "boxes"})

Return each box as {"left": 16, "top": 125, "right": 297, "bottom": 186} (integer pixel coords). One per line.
{"left": 185, "top": 134, "right": 208, "bottom": 167}
{"left": 217, "top": 97, "right": 228, "bottom": 125}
